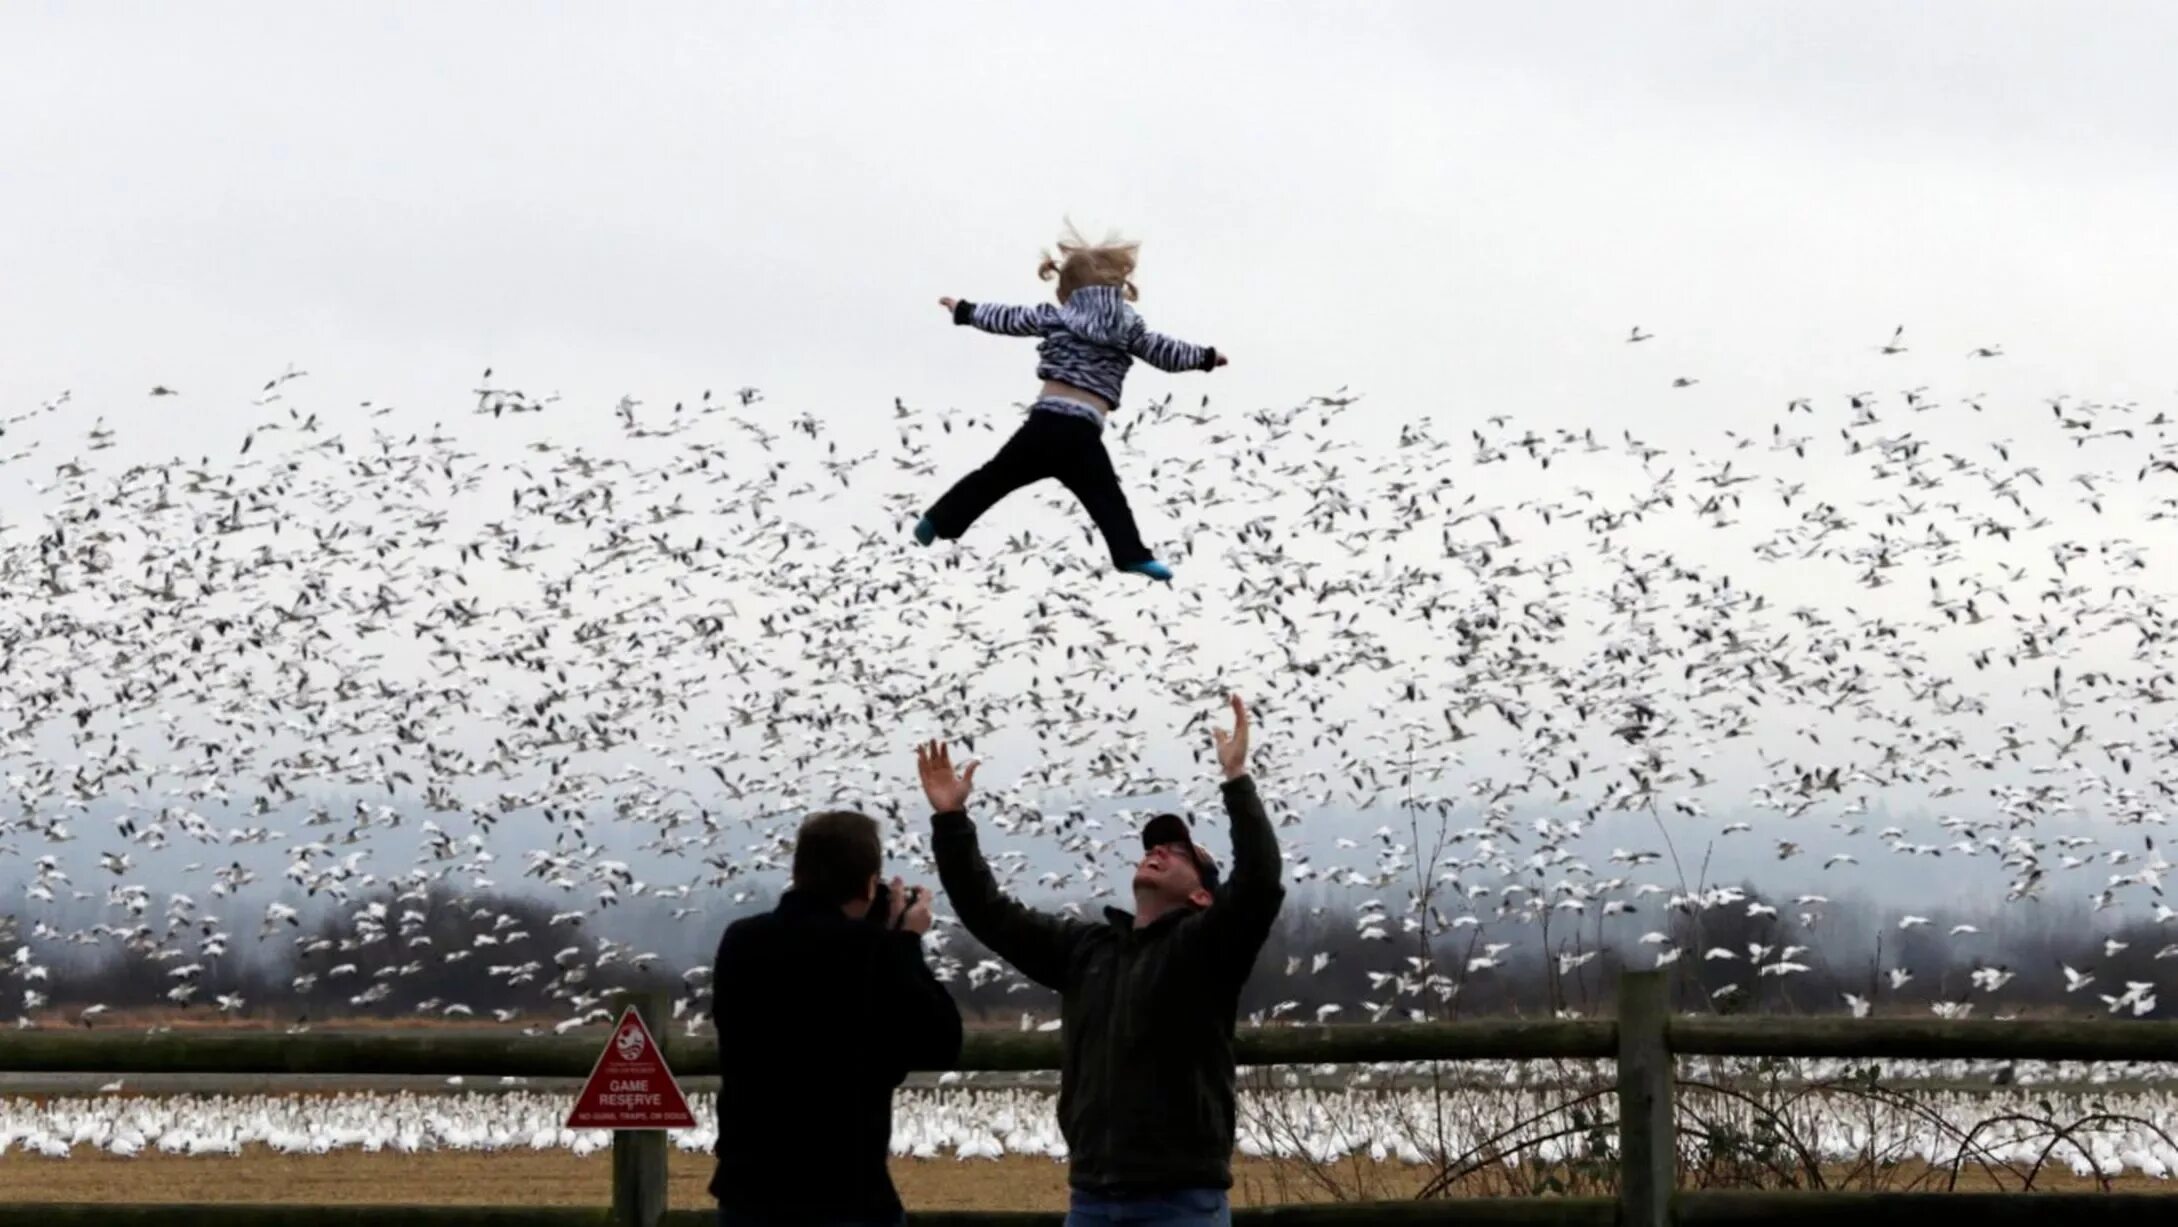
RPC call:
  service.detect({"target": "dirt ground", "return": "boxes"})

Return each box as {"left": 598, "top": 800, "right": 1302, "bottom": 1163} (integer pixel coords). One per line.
{"left": 0, "top": 1149, "right": 1416, "bottom": 1209}
{"left": 0, "top": 1149, "right": 2162, "bottom": 1209}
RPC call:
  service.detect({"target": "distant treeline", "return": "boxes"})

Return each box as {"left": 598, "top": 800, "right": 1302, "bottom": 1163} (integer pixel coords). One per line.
{"left": 5, "top": 880, "right": 2166, "bottom": 1023}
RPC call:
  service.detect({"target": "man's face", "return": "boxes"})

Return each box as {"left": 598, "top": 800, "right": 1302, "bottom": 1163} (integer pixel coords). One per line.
{"left": 1134, "top": 841, "right": 1205, "bottom": 904}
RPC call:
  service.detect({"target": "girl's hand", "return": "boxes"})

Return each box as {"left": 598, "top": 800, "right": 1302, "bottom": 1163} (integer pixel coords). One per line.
{"left": 938, "top": 297, "right": 958, "bottom": 312}
{"left": 1212, "top": 352, "right": 1230, "bottom": 368}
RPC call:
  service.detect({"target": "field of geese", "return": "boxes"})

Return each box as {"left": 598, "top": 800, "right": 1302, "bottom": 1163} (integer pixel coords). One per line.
{"left": 3, "top": 1070, "right": 2178, "bottom": 1186}
{"left": 1, "top": 336, "right": 2175, "bottom": 1067}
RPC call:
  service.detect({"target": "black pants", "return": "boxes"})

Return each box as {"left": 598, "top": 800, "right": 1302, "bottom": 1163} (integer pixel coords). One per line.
{"left": 923, "top": 409, "right": 1151, "bottom": 567}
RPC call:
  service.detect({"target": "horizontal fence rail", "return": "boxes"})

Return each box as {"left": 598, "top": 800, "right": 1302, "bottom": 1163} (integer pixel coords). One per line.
{"left": 0, "top": 1019, "right": 1623, "bottom": 1077}
{"left": 0, "top": 1205, "right": 1627, "bottom": 1227}
{"left": 1669, "top": 1192, "right": 2178, "bottom": 1225}
{"left": 0, "top": 1031, "right": 611, "bottom": 1078}
{"left": 1669, "top": 1017, "right": 2178, "bottom": 1062}
{"left": 9, "top": 1016, "right": 2178, "bottom": 1076}
{"left": 0, "top": 1195, "right": 2173, "bottom": 1227}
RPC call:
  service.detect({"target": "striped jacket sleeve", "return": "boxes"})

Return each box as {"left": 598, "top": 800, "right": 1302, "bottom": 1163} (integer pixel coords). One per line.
{"left": 1129, "top": 328, "right": 1219, "bottom": 373}
{"left": 953, "top": 300, "right": 1056, "bottom": 337}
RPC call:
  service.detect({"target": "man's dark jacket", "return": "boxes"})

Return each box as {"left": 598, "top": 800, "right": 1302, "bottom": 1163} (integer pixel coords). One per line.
{"left": 932, "top": 775, "right": 1284, "bottom": 1195}
{"left": 709, "top": 888, "right": 964, "bottom": 1222}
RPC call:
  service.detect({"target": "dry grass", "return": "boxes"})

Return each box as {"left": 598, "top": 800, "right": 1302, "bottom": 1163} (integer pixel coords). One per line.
{"left": 0, "top": 1149, "right": 1406, "bottom": 1209}
{"left": 0, "top": 1150, "right": 2162, "bottom": 1209}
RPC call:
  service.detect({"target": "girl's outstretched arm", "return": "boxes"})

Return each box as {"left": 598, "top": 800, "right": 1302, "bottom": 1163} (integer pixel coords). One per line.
{"left": 940, "top": 297, "right": 1056, "bottom": 337}
{"left": 1131, "top": 328, "right": 1224, "bottom": 373}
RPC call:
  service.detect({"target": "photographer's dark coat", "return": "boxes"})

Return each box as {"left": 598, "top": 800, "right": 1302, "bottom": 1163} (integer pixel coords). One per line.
{"left": 709, "top": 889, "right": 963, "bottom": 1222}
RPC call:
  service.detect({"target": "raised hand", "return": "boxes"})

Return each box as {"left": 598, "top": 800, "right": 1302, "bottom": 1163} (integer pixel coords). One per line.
{"left": 1210, "top": 694, "right": 1250, "bottom": 780}
{"left": 938, "top": 297, "right": 958, "bottom": 312}
{"left": 916, "top": 739, "right": 978, "bottom": 813}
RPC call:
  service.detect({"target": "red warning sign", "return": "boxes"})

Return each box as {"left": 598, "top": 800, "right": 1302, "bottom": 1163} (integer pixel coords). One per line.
{"left": 565, "top": 1006, "right": 696, "bottom": 1129}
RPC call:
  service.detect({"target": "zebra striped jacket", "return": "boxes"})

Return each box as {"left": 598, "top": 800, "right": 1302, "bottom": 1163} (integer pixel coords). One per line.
{"left": 950, "top": 285, "right": 1219, "bottom": 411}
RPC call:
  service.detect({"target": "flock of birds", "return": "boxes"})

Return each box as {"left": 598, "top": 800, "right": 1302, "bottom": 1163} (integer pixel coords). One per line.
{"left": 0, "top": 329, "right": 2175, "bottom": 1047}
{"left": 3, "top": 1070, "right": 2175, "bottom": 1180}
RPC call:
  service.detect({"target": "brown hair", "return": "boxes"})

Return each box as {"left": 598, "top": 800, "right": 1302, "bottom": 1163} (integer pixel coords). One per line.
{"left": 1039, "top": 219, "right": 1140, "bottom": 304}
{"left": 791, "top": 810, "right": 881, "bottom": 904}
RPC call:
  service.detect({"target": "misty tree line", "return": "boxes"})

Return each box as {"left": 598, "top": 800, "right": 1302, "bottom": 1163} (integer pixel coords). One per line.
{"left": 2, "top": 877, "right": 2167, "bottom": 1024}
{"left": 943, "top": 884, "right": 2169, "bottom": 1022}
{"left": 0, "top": 886, "right": 683, "bottom": 1025}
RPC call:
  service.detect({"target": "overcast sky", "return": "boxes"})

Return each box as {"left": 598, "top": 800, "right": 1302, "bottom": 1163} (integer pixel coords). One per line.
{"left": 5, "top": 1, "right": 2177, "bottom": 457}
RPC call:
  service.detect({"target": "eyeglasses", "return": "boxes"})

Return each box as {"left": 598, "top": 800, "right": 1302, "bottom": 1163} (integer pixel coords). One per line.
{"left": 1143, "top": 843, "right": 1202, "bottom": 875}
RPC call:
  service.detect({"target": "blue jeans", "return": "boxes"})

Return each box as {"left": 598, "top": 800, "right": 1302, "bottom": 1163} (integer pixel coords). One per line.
{"left": 716, "top": 1212, "right": 902, "bottom": 1227}
{"left": 1065, "top": 1188, "right": 1231, "bottom": 1227}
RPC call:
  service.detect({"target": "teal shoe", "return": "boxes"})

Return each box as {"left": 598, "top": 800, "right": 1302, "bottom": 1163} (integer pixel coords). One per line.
{"left": 1122, "top": 560, "right": 1173, "bottom": 583}
{"left": 913, "top": 516, "right": 937, "bottom": 547}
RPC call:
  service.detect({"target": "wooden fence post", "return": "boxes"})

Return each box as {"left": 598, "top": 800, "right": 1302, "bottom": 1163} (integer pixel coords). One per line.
{"left": 1616, "top": 970, "right": 1674, "bottom": 1227}
{"left": 612, "top": 988, "right": 673, "bottom": 1227}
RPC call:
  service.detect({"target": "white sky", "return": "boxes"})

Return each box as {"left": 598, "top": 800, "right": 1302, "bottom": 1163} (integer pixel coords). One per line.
{"left": 5, "top": 1, "right": 2177, "bottom": 456}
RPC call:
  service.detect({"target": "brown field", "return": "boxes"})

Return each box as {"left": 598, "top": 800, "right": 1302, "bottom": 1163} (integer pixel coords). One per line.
{"left": 0, "top": 1149, "right": 2163, "bottom": 1209}
{"left": 0, "top": 1150, "right": 1372, "bottom": 1209}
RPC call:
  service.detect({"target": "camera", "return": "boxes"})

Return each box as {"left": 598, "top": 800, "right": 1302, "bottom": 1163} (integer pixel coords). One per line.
{"left": 869, "top": 881, "right": 922, "bottom": 930}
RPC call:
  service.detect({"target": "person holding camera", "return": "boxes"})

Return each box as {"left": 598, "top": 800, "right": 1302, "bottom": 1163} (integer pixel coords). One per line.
{"left": 709, "top": 809, "right": 963, "bottom": 1227}
{"left": 916, "top": 694, "right": 1284, "bottom": 1227}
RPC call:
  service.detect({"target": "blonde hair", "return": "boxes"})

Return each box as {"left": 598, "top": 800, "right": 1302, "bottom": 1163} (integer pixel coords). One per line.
{"left": 1038, "top": 220, "right": 1139, "bottom": 303}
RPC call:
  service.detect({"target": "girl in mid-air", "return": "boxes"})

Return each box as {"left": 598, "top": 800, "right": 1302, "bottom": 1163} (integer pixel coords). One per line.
{"left": 913, "top": 224, "right": 1227, "bottom": 583}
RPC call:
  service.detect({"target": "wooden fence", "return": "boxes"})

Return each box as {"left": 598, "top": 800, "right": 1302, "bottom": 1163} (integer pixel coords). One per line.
{"left": 0, "top": 972, "right": 2174, "bottom": 1225}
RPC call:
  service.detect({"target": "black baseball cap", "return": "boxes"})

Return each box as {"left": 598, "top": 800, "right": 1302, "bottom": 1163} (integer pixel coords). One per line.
{"left": 1141, "top": 813, "right": 1222, "bottom": 892}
